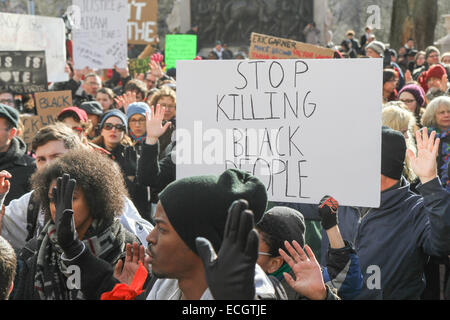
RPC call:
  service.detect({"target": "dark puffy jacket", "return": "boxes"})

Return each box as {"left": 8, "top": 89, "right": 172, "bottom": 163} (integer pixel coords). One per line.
{"left": 327, "top": 178, "right": 450, "bottom": 300}
{"left": 0, "top": 137, "right": 36, "bottom": 205}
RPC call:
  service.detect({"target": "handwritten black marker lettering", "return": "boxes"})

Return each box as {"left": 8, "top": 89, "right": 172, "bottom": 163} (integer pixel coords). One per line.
{"left": 269, "top": 61, "right": 285, "bottom": 88}
{"left": 216, "top": 94, "right": 230, "bottom": 122}
{"left": 259, "top": 128, "right": 274, "bottom": 157}
{"left": 303, "top": 91, "right": 317, "bottom": 118}
{"left": 294, "top": 60, "right": 309, "bottom": 88}
{"left": 235, "top": 61, "right": 248, "bottom": 90}
{"left": 264, "top": 92, "right": 280, "bottom": 120}
{"left": 232, "top": 128, "right": 243, "bottom": 157}
{"left": 289, "top": 126, "right": 303, "bottom": 157}
{"left": 283, "top": 91, "right": 299, "bottom": 119}
{"left": 275, "top": 126, "right": 286, "bottom": 156}
{"left": 298, "top": 160, "right": 310, "bottom": 199}
{"left": 248, "top": 61, "right": 265, "bottom": 90}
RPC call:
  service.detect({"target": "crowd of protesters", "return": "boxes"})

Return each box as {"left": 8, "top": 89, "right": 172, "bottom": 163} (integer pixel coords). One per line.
{"left": 0, "top": 21, "right": 449, "bottom": 302}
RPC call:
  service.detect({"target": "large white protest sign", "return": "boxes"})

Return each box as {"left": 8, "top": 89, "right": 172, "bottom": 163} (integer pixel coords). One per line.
{"left": 176, "top": 59, "right": 383, "bottom": 208}
{"left": 72, "top": 0, "right": 128, "bottom": 69}
{"left": 0, "top": 12, "right": 67, "bottom": 82}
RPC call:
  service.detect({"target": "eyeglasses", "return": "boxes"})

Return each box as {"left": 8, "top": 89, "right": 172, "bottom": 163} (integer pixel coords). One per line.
{"left": 258, "top": 252, "right": 272, "bottom": 257}
{"left": 103, "top": 123, "right": 126, "bottom": 131}
{"left": 129, "top": 119, "right": 146, "bottom": 124}
{"left": 400, "top": 99, "right": 415, "bottom": 104}
{"left": 159, "top": 103, "right": 176, "bottom": 109}
{"left": 428, "top": 54, "right": 439, "bottom": 59}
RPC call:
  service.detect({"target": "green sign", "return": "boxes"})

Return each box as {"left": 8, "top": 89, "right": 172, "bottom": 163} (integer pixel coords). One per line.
{"left": 165, "top": 34, "right": 197, "bottom": 70}
{"left": 128, "top": 57, "right": 151, "bottom": 78}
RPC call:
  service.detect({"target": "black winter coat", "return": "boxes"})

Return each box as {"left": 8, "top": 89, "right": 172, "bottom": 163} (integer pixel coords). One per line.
{"left": 0, "top": 137, "right": 36, "bottom": 205}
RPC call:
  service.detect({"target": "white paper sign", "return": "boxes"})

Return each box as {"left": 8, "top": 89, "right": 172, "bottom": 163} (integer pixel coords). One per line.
{"left": 72, "top": 0, "right": 128, "bottom": 69}
{"left": 176, "top": 59, "right": 383, "bottom": 208}
{"left": 0, "top": 12, "right": 68, "bottom": 83}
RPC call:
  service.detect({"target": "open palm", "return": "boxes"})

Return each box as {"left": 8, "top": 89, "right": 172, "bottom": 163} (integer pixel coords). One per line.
{"left": 279, "top": 241, "right": 327, "bottom": 300}
{"left": 114, "top": 243, "right": 147, "bottom": 285}
{"left": 407, "top": 128, "right": 440, "bottom": 184}
{"left": 145, "top": 104, "right": 171, "bottom": 144}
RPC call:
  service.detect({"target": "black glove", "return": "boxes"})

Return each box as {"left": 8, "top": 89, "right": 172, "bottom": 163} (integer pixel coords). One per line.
{"left": 52, "top": 174, "right": 84, "bottom": 259}
{"left": 195, "top": 199, "right": 259, "bottom": 300}
{"left": 318, "top": 195, "right": 339, "bottom": 230}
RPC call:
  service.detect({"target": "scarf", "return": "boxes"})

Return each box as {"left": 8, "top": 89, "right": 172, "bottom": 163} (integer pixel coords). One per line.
{"left": 269, "top": 262, "right": 292, "bottom": 281}
{"left": 33, "top": 219, "right": 127, "bottom": 300}
{"left": 429, "top": 127, "right": 450, "bottom": 191}
{"left": 129, "top": 130, "right": 146, "bottom": 144}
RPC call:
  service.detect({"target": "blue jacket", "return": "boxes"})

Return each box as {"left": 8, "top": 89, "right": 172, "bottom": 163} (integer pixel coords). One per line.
{"left": 324, "top": 177, "right": 450, "bottom": 300}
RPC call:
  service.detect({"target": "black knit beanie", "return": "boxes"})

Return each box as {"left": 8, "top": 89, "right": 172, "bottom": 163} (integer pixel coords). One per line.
{"left": 256, "top": 207, "right": 305, "bottom": 257}
{"left": 381, "top": 126, "right": 406, "bottom": 180}
{"left": 158, "top": 169, "right": 268, "bottom": 255}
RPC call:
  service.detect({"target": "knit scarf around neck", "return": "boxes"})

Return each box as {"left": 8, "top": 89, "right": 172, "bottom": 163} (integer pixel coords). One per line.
{"left": 129, "top": 130, "right": 146, "bottom": 144}
{"left": 33, "top": 219, "right": 126, "bottom": 300}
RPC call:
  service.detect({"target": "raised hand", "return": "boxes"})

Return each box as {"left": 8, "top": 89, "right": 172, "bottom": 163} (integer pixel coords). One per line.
{"left": 114, "top": 242, "right": 147, "bottom": 285}
{"left": 52, "top": 174, "right": 84, "bottom": 259}
{"left": 279, "top": 241, "right": 327, "bottom": 300}
{"left": 114, "top": 91, "right": 137, "bottom": 113}
{"left": 149, "top": 60, "right": 163, "bottom": 79}
{"left": 114, "top": 64, "right": 130, "bottom": 79}
{"left": 145, "top": 104, "right": 171, "bottom": 145}
{"left": 195, "top": 199, "right": 259, "bottom": 300}
{"left": 406, "top": 128, "right": 440, "bottom": 184}
{"left": 318, "top": 195, "right": 339, "bottom": 231}
{"left": 0, "top": 170, "right": 11, "bottom": 195}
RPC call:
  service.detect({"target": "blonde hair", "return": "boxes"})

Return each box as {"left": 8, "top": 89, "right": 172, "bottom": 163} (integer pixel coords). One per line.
{"left": 382, "top": 103, "right": 417, "bottom": 182}
{"left": 148, "top": 87, "right": 176, "bottom": 107}
{"left": 421, "top": 96, "right": 450, "bottom": 128}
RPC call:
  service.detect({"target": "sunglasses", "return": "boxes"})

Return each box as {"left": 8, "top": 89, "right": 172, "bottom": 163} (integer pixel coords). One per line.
{"left": 103, "top": 123, "right": 126, "bottom": 131}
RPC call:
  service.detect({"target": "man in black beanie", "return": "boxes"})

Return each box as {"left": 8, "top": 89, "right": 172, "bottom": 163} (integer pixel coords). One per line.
{"left": 317, "top": 126, "right": 450, "bottom": 299}
{"left": 51, "top": 168, "right": 282, "bottom": 300}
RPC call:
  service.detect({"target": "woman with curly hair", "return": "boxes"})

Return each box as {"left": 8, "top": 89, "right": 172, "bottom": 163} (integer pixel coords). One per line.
{"left": 12, "top": 149, "right": 139, "bottom": 300}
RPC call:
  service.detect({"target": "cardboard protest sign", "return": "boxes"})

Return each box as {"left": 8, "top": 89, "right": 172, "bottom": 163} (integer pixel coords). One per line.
{"left": 0, "top": 12, "right": 68, "bottom": 82}
{"left": 128, "top": 0, "right": 158, "bottom": 44}
{"left": 165, "top": 34, "right": 197, "bottom": 70}
{"left": 72, "top": 0, "right": 128, "bottom": 70}
{"left": 249, "top": 32, "right": 335, "bottom": 60}
{"left": 176, "top": 59, "right": 382, "bottom": 207}
{"left": 20, "top": 114, "right": 56, "bottom": 147}
{"left": 0, "top": 51, "right": 48, "bottom": 93}
{"left": 20, "top": 90, "right": 73, "bottom": 148}
{"left": 128, "top": 57, "right": 150, "bottom": 78}
{"left": 34, "top": 90, "right": 73, "bottom": 118}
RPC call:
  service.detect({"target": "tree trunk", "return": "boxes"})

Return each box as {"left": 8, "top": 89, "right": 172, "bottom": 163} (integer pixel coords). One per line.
{"left": 390, "top": 0, "right": 438, "bottom": 50}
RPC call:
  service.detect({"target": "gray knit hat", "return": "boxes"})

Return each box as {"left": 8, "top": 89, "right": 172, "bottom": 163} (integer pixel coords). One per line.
{"left": 366, "top": 41, "right": 386, "bottom": 57}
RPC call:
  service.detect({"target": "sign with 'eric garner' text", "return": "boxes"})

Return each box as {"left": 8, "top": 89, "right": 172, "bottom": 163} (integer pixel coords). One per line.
{"left": 176, "top": 59, "right": 382, "bottom": 207}
{"left": 249, "top": 32, "right": 335, "bottom": 60}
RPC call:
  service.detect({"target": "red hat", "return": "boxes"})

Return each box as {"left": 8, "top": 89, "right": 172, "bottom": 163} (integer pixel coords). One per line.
{"left": 418, "top": 64, "right": 446, "bottom": 93}
{"left": 57, "top": 106, "right": 88, "bottom": 122}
